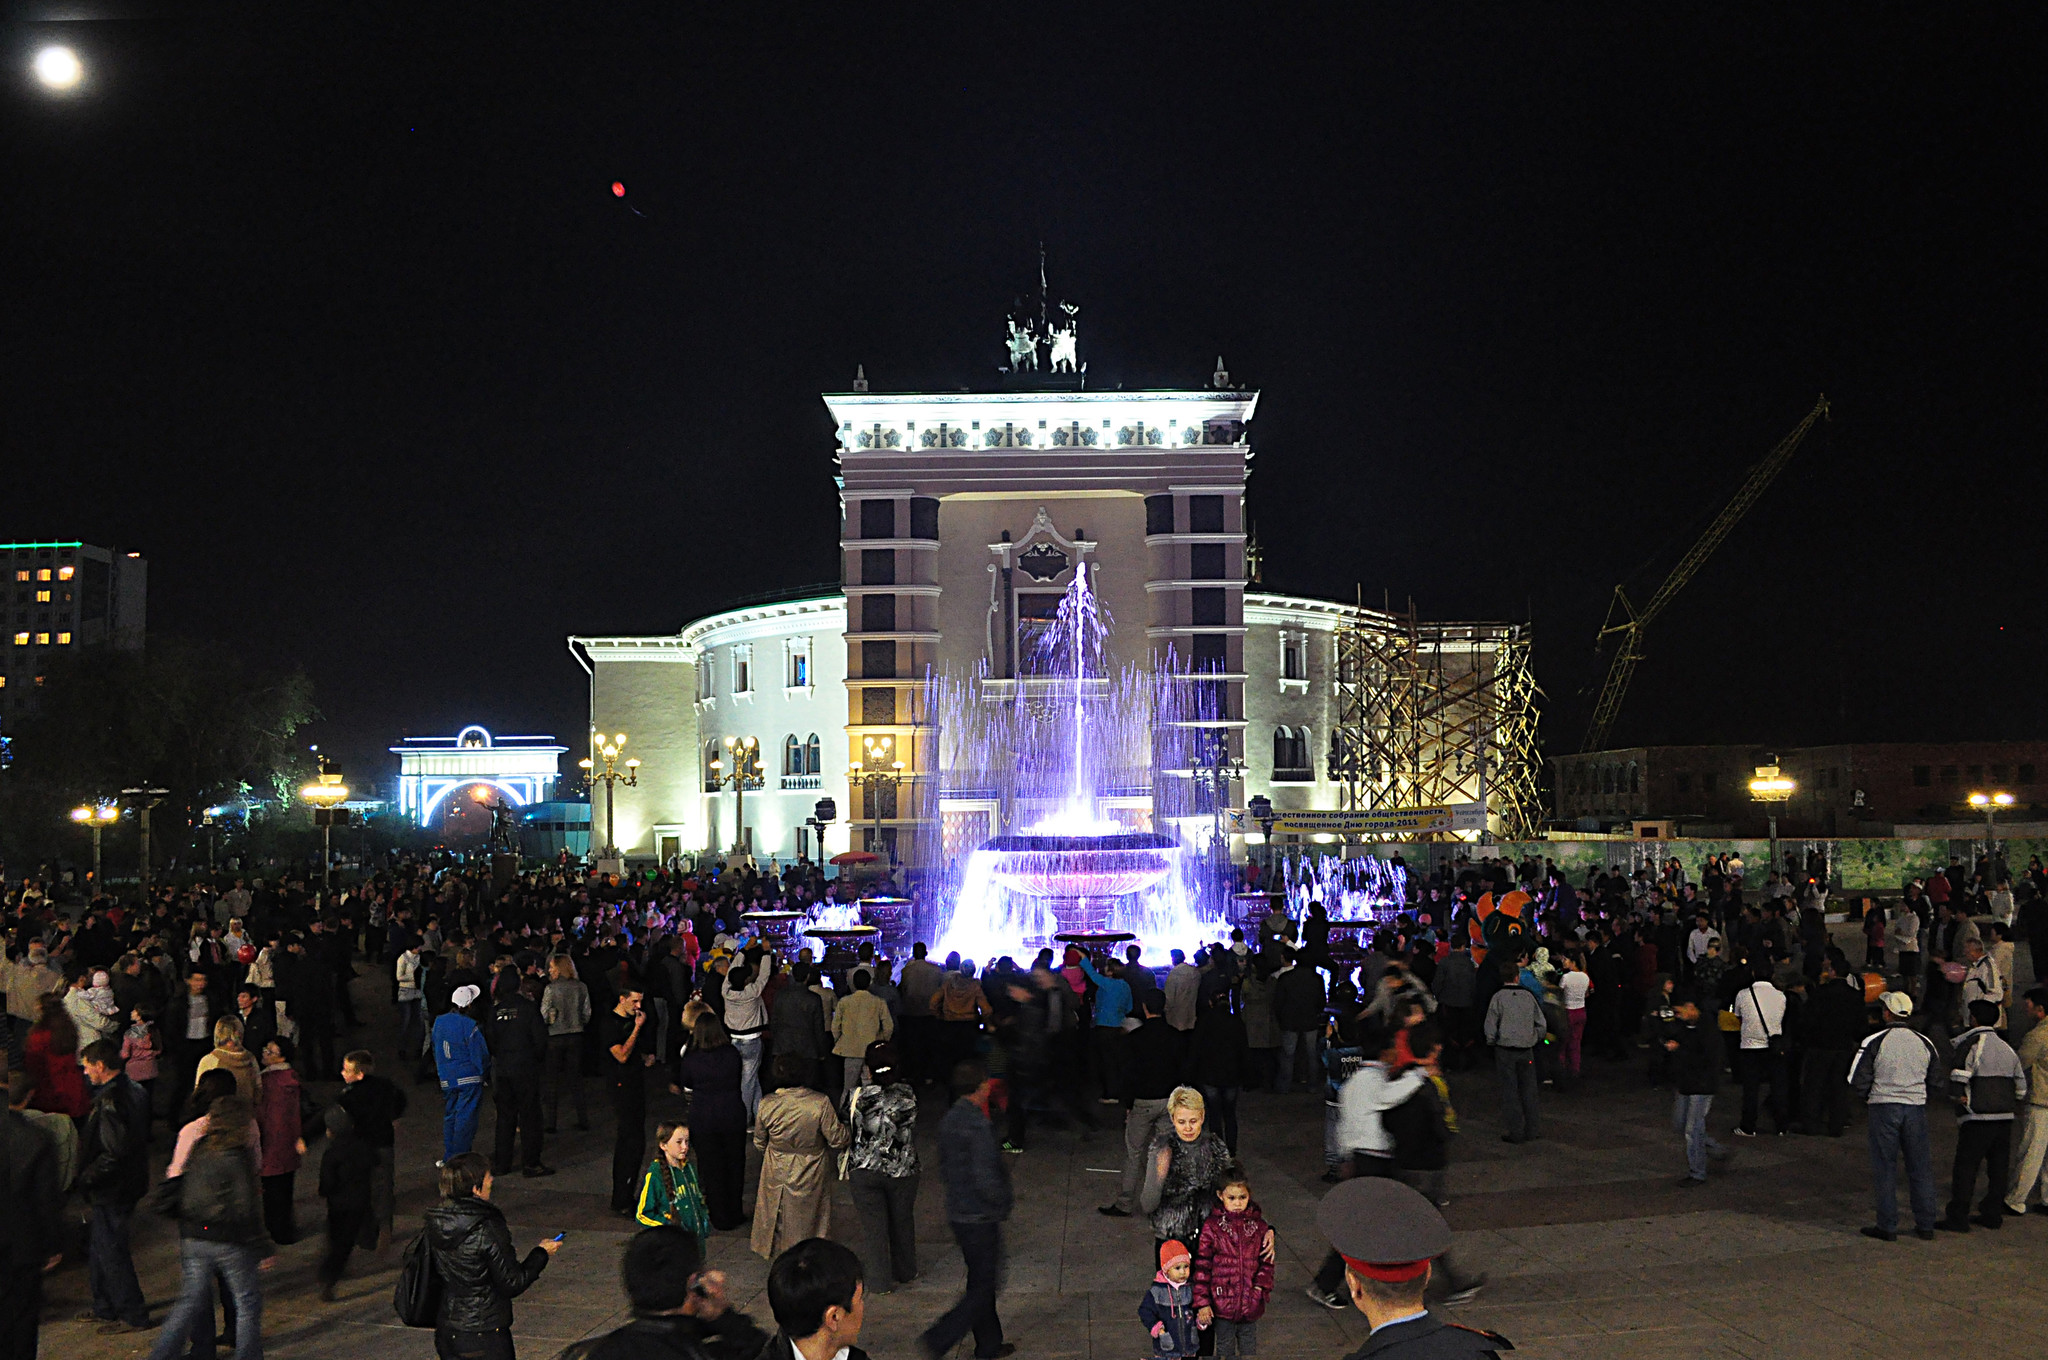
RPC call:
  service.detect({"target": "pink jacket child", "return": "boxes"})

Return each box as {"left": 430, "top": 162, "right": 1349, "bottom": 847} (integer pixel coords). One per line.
{"left": 1192, "top": 1194, "right": 1276, "bottom": 1323}
{"left": 120, "top": 1020, "right": 161, "bottom": 1082}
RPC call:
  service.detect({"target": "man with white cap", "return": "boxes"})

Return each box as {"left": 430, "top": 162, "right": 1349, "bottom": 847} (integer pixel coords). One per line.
{"left": 1849, "top": 989, "right": 1945, "bottom": 1241}
{"left": 1315, "top": 1178, "right": 1510, "bottom": 1358}
{"left": 434, "top": 983, "right": 491, "bottom": 1162}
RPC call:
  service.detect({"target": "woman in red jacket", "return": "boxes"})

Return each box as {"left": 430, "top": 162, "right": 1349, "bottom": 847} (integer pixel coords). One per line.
{"left": 26, "top": 994, "right": 89, "bottom": 1119}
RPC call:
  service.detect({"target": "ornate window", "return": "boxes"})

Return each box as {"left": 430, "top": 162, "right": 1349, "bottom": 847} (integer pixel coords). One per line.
{"left": 703, "top": 741, "right": 722, "bottom": 791}
{"left": 805, "top": 733, "right": 822, "bottom": 775}
{"left": 731, "top": 645, "right": 753, "bottom": 694}
{"left": 784, "top": 734, "right": 804, "bottom": 776}
{"left": 1273, "top": 726, "right": 1312, "bottom": 779}
{"left": 1281, "top": 632, "right": 1308, "bottom": 683}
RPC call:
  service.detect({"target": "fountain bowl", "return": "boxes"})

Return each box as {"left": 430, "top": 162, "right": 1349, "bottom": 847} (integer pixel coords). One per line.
{"left": 981, "top": 830, "right": 1179, "bottom": 900}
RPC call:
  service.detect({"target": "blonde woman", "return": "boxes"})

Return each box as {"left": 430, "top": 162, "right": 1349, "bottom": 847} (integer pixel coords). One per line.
{"left": 1139, "top": 1086, "right": 1236, "bottom": 1251}
{"left": 539, "top": 954, "right": 591, "bottom": 1133}
{"left": 195, "top": 1015, "right": 260, "bottom": 1103}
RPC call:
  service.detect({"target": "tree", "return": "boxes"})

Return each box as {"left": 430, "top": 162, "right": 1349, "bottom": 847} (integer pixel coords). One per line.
{"left": 0, "top": 638, "right": 318, "bottom": 874}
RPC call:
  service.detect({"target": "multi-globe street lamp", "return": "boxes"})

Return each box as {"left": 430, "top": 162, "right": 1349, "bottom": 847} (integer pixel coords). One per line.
{"left": 709, "top": 735, "right": 762, "bottom": 858}
{"left": 847, "top": 734, "right": 904, "bottom": 865}
{"left": 1747, "top": 761, "right": 1796, "bottom": 882}
{"left": 1968, "top": 790, "right": 2015, "bottom": 865}
{"left": 580, "top": 732, "right": 640, "bottom": 868}
{"left": 69, "top": 802, "right": 119, "bottom": 889}
{"left": 299, "top": 759, "right": 351, "bottom": 890}
{"left": 118, "top": 785, "right": 169, "bottom": 900}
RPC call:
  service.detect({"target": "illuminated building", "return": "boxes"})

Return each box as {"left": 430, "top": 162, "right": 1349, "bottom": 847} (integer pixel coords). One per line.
{"left": 390, "top": 725, "right": 569, "bottom": 827}
{"left": 2, "top": 540, "right": 147, "bottom": 720}
{"left": 572, "top": 348, "right": 1536, "bottom": 865}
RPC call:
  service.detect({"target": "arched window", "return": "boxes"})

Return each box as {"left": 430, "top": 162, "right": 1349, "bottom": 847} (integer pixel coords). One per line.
{"left": 784, "top": 735, "right": 803, "bottom": 776}
{"left": 805, "top": 733, "right": 822, "bottom": 775}
{"left": 1602, "top": 765, "right": 1614, "bottom": 795}
{"left": 703, "top": 740, "right": 722, "bottom": 792}
{"left": 1629, "top": 761, "right": 1641, "bottom": 794}
{"left": 1273, "top": 726, "right": 1309, "bottom": 777}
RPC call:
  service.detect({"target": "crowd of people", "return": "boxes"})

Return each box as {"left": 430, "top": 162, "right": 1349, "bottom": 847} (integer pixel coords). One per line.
{"left": 2, "top": 841, "right": 2045, "bottom": 1360}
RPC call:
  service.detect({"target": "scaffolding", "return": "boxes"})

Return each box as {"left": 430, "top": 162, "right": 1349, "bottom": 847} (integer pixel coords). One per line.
{"left": 1331, "top": 595, "right": 1543, "bottom": 841}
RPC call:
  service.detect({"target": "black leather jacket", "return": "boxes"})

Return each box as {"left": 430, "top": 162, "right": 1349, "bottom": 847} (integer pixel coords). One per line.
{"left": 487, "top": 992, "right": 549, "bottom": 1079}
{"left": 564, "top": 1308, "right": 771, "bottom": 1360}
{"left": 423, "top": 1194, "right": 549, "bottom": 1332}
{"left": 78, "top": 1074, "right": 151, "bottom": 1207}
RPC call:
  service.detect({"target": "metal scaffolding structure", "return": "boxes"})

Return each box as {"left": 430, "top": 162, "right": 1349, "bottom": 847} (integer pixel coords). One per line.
{"left": 1330, "top": 595, "right": 1543, "bottom": 840}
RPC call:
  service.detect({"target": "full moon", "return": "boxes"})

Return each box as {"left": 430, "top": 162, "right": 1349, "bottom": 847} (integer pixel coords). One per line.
{"left": 33, "top": 45, "right": 83, "bottom": 90}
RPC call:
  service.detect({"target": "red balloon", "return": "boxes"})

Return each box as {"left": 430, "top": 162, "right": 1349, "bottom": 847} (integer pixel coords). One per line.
{"left": 611, "top": 181, "right": 625, "bottom": 197}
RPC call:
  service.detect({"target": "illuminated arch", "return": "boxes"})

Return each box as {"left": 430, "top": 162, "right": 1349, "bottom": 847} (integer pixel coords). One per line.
{"left": 419, "top": 777, "right": 533, "bottom": 823}
{"left": 455, "top": 725, "right": 493, "bottom": 749}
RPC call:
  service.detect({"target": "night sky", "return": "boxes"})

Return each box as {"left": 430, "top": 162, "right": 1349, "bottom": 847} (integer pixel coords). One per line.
{"left": 5, "top": 6, "right": 2043, "bottom": 788}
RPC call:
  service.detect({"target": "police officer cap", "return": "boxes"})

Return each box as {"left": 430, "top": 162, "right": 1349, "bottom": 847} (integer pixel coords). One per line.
{"left": 1315, "top": 1177, "right": 1451, "bottom": 1281}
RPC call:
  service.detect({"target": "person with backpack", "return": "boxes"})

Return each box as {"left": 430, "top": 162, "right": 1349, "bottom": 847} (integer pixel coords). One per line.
{"left": 420, "top": 1151, "right": 559, "bottom": 1360}
{"left": 1731, "top": 966, "right": 1790, "bottom": 1137}
{"left": 144, "top": 1094, "right": 273, "bottom": 1360}
{"left": 1939, "top": 998, "right": 2028, "bottom": 1232}
{"left": 1851, "top": 991, "right": 1946, "bottom": 1241}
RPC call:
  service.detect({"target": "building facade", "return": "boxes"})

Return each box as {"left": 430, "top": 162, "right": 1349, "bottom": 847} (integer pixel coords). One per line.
{"left": 1554, "top": 741, "right": 2048, "bottom": 835}
{"left": 4, "top": 539, "right": 147, "bottom": 720}
{"left": 572, "top": 368, "right": 1535, "bottom": 866}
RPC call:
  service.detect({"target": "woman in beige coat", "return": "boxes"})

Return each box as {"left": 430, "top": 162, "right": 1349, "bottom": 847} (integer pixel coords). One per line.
{"left": 750, "top": 1052, "right": 850, "bottom": 1258}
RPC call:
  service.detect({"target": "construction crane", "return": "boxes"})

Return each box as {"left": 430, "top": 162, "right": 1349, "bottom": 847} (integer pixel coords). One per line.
{"left": 1580, "top": 395, "right": 1830, "bottom": 753}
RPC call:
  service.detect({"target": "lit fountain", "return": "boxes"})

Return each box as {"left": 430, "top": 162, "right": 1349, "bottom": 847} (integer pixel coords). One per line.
{"left": 927, "top": 564, "right": 1223, "bottom": 962}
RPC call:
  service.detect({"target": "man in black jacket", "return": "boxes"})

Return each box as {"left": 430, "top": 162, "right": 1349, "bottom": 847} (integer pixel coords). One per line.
{"left": 1796, "top": 953, "right": 1870, "bottom": 1138}
{"left": 923, "top": 1060, "right": 1013, "bottom": 1360}
{"left": 1271, "top": 949, "right": 1327, "bottom": 1093}
{"left": 1100, "top": 999, "right": 1185, "bottom": 1218}
{"left": 78, "top": 1039, "right": 153, "bottom": 1331}
{"left": 488, "top": 971, "right": 553, "bottom": 1178}
{"left": 1664, "top": 991, "right": 1727, "bottom": 1185}
{"left": 564, "top": 1227, "right": 770, "bottom": 1360}
{"left": 338, "top": 1049, "right": 408, "bottom": 1250}
{"left": 287, "top": 934, "right": 338, "bottom": 1080}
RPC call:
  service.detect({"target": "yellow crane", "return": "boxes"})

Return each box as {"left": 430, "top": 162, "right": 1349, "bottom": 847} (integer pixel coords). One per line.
{"left": 1580, "top": 395, "right": 1831, "bottom": 754}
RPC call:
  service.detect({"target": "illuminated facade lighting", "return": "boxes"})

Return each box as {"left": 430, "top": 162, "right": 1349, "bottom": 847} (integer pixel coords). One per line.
{"left": 391, "top": 725, "right": 568, "bottom": 826}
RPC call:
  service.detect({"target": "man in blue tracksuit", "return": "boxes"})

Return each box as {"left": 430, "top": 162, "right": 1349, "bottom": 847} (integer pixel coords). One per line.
{"left": 433, "top": 983, "right": 490, "bottom": 1161}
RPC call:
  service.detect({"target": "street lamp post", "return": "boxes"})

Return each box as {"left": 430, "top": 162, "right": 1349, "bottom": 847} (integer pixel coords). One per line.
{"left": 1747, "top": 761, "right": 1796, "bottom": 883}
{"left": 118, "top": 786, "right": 169, "bottom": 901}
{"left": 805, "top": 796, "right": 838, "bottom": 864}
{"left": 847, "top": 734, "right": 904, "bottom": 864}
{"left": 1968, "top": 790, "right": 2015, "bottom": 867}
{"left": 580, "top": 732, "right": 641, "bottom": 871}
{"left": 69, "top": 803, "right": 119, "bottom": 890}
{"left": 299, "top": 759, "right": 351, "bottom": 891}
{"left": 706, "top": 735, "right": 763, "bottom": 859}
{"left": 1247, "top": 793, "right": 1277, "bottom": 886}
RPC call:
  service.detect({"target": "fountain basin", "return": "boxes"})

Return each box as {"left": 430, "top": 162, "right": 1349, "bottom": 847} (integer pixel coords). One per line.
{"left": 981, "top": 830, "right": 1179, "bottom": 900}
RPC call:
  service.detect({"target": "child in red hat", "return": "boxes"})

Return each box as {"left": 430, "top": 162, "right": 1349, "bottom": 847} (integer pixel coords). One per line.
{"left": 1140, "top": 1239, "right": 1206, "bottom": 1358}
